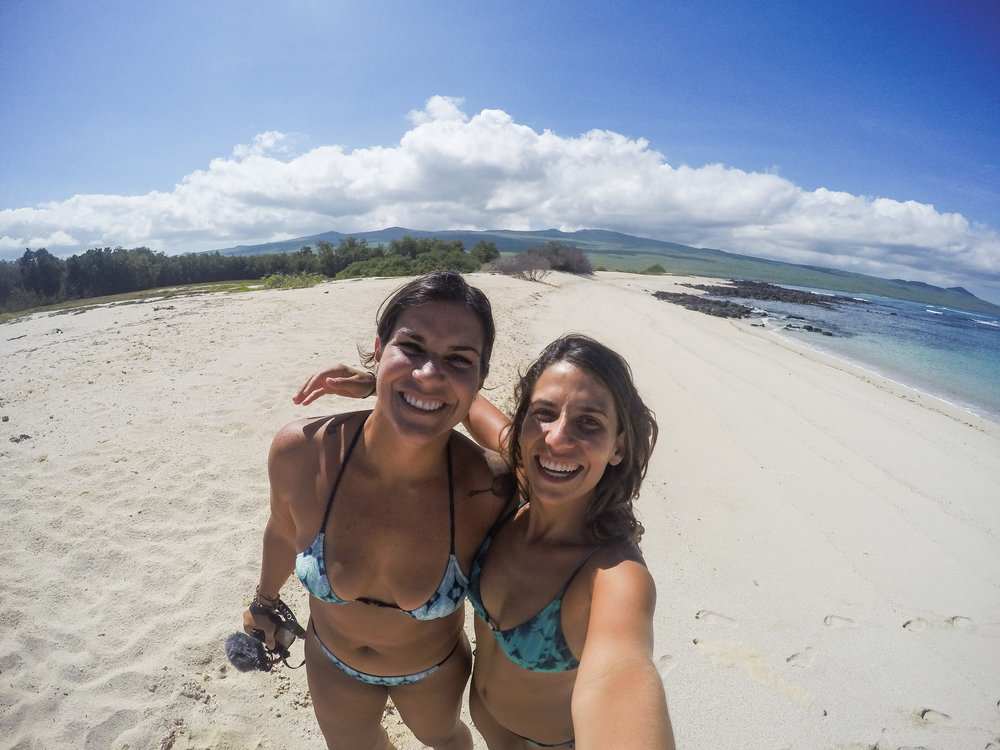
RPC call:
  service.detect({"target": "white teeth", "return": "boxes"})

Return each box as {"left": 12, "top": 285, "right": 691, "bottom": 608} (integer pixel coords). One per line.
{"left": 539, "top": 458, "right": 579, "bottom": 474}
{"left": 403, "top": 392, "right": 445, "bottom": 411}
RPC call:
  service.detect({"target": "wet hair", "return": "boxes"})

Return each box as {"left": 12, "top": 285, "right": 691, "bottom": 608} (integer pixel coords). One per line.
{"left": 507, "top": 335, "right": 657, "bottom": 544}
{"left": 361, "top": 271, "right": 495, "bottom": 384}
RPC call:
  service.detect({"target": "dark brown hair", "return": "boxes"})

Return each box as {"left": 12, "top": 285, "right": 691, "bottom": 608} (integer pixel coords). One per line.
{"left": 508, "top": 335, "right": 657, "bottom": 543}
{"left": 361, "top": 271, "right": 495, "bottom": 384}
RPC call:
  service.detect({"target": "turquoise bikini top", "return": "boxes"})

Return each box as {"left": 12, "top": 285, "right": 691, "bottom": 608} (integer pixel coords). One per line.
{"left": 295, "top": 416, "right": 468, "bottom": 621}
{"left": 467, "top": 503, "right": 600, "bottom": 673}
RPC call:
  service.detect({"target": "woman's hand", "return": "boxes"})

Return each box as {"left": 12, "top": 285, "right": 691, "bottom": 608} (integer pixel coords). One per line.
{"left": 292, "top": 364, "right": 374, "bottom": 406}
{"left": 243, "top": 604, "right": 281, "bottom": 650}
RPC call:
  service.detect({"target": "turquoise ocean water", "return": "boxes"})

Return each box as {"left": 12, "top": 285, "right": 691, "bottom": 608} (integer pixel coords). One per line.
{"left": 719, "top": 287, "right": 1000, "bottom": 424}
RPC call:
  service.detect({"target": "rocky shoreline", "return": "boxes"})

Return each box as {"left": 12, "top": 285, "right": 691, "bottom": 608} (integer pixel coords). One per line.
{"left": 652, "top": 280, "right": 860, "bottom": 327}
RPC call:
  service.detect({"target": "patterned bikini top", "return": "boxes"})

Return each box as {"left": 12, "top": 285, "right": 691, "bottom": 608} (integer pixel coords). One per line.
{"left": 295, "top": 416, "right": 468, "bottom": 621}
{"left": 467, "top": 503, "right": 600, "bottom": 673}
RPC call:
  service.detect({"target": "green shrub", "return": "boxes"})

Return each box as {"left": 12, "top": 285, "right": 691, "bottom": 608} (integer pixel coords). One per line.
{"left": 261, "top": 272, "right": 325, "bottom": 290}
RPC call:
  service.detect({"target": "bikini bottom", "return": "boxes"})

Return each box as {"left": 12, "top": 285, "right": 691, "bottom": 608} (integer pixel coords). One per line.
{"left": 520, "top": 735, "right": 575, "bottom": 748}
{"left": 310, "top": 620, "right": 458, "bottom": 687}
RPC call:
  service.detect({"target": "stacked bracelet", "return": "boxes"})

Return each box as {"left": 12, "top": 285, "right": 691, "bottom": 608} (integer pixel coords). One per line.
{"left": 253, "top": 585, "right": 279, "bottom": 610}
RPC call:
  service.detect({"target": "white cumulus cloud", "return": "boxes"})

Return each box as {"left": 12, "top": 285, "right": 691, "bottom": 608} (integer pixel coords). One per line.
{"left": 2, "top": 94, "right": 999, "bottom": 299}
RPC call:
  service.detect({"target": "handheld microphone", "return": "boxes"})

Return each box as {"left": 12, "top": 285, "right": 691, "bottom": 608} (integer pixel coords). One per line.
{"left": 224, "top": 631, "right": 272, "bottom": 672}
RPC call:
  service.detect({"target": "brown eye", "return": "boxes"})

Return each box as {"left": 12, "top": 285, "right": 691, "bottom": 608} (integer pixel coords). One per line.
{"left": 446, "top": 355, "right": 475, "bottom": 369}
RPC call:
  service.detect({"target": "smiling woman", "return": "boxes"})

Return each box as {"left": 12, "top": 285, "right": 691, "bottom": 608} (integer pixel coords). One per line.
{"left": 298, "top": 332, "right": 675, "bottom": 748}
{"left": 365, "top": 299, "right": 490, "bottom": 441}
{"left": 242, "top": 270, "right": 508, "bottom": 750}
{"left": 463, "top": 335, "right": 672, "bottom": 749}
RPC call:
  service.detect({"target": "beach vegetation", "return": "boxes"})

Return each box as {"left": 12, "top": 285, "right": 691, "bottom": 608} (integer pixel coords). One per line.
{"left": 486, "top": 240, "right": 593, "bottom": 280}
{"left": 261, "top": 272, "right": 326, "bottom": 290}
{"left": 0, "top": 233, "right": 599, "bottom": 316}
{"left": 531, "top": 241, "right": 593, "bottom": 274}
{"left": 334, "top": 235, "right": 482, "bottom": 279}
{"left": 470, "top": 240, "right": 501, "bottom": 264}
{"left": 0, "top": 235, "right": 500, "bottom": 316}
{"left": 488, "top": 251, "right": 551, "bottom": 281}
{"left": 0, "top": 280, "right": 263, "bottom": 321}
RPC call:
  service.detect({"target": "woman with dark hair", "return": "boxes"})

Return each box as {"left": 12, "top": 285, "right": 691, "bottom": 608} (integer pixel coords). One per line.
{"left": 299, "top": 333, "right": 674, "bottom": 749}
{"left": 244, "top": 271, "right": 507, "bottom": 750}
{"left": 462, "top": 334, "right": 671, "bottom": 749}
{"left": 504, "top": 334, "right": 656, "bottom": 544}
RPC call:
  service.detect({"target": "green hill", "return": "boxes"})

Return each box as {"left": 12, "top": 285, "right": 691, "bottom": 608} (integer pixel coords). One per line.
{"left": 212, "top": 228, "right": 1000, "bottom": 315}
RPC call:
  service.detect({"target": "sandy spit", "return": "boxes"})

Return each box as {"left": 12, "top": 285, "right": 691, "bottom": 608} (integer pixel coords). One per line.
{"left": 2, "top": 272, "right": 998, "bottom": 750}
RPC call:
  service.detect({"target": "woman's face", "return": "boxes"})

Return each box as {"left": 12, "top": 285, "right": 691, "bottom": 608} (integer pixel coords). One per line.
{"left": 518, "top": 360, "right": 624, "bottom": 506}
{"left": 374, "top": 301, "right": 486, "bottom": 440}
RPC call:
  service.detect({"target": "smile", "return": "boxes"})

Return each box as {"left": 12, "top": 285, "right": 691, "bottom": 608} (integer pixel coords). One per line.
{"left": 402, "top": 392, "right": 446, "bottom": 412}
{"left": 535, "top": 456, "right": 581, "bottom": 479}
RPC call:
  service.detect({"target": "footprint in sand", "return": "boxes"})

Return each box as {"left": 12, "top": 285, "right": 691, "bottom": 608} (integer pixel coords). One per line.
{"left": 823, "top": 615, "right": 857, "bottom": 628}
{"left": 786, "top": 646, "right": 816, "bottom": 669}
{"left": 914, "top": 708, "right": 951, "bottom": 725}
{"left": 655, "top": 654, "right": 677, "bottom": 678}
{"left": 903, "top": 615, "right": 973, "bottom": 631}
{"left": 695, "top": 609, "right": 739, "bottom": 627}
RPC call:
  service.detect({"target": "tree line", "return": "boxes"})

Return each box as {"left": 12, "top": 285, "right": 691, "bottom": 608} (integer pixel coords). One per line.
{"left": 0, "top": 237, "right": 507, "bottom": 315}
{"left": 0, "top": 236, "right": 596, "bottom": 316}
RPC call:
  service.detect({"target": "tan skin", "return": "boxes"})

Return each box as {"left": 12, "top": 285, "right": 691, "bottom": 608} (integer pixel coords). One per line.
{"left": 246, "top": 301, "right": 507, "bottom": 750}
{"left": 465, "top": 362, "right": 673, "bottom": 749}
{"left": 300, "top": 358, "right": 675, "bottom": 749}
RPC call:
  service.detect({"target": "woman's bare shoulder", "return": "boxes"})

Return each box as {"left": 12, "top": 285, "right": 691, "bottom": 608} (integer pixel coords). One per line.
{"left": 448, "top": 430, "right": 516, "bottom": 507}
{"left": 448, "top": 431, "right": 509, "bottom": 475}
{"left": 270, "top": 410, "right": 367, "bottom": 462}
{"left": 590, "top": 543, "right": 654, "bottom": 597}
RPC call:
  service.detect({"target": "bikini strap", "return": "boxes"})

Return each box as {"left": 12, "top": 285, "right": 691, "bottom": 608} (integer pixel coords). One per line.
{"left": 319, "top": 415, "right": 367, "bottom": 531}
{"left": 471, "top": 499, "right": 522, "bottom": 579}
{"left": 488, "top": 501, "right": 524, "bottom": 546}
{"left": 556, "top": 545, "right": 602, "bottom": 599}
{"left": 446, "top": 440, "right": 456, "bottom": 554}
{"left": 496, "top": 500, "right": 527, "bottom": 532}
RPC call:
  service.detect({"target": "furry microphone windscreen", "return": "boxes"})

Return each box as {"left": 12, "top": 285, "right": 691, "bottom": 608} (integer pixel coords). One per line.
{"left": 224, "top": 632, "right": 270, "bottom": 672}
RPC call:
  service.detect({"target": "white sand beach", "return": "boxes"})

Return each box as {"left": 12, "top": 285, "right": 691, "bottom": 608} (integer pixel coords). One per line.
{"left": 2, "top": 272, "right": 999, "bottom": 749}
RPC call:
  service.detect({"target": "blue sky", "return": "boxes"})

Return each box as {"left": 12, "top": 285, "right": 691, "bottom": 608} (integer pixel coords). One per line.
{"left": 2, "top": 0, "right": 999, "bottom": 301}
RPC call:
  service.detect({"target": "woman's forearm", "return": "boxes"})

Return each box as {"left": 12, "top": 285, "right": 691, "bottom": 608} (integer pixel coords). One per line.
{"left": 257, "top": 516, "right": 298, "bottom": 599}
{"left": 572, "top": 656, "right": 675, "bottom": 750}
{"left": 462, "top": 394, "right": 511, "bottom": 454}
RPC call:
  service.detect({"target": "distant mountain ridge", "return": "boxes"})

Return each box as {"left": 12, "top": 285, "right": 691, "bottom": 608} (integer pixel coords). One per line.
{"left": 210, "top": 227, "right": 1000, "bottom": 315}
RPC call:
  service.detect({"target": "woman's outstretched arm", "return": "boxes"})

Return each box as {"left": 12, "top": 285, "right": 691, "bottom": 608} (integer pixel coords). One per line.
{"left": 572, "top": 559, "right": 675, "bottom": 749}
